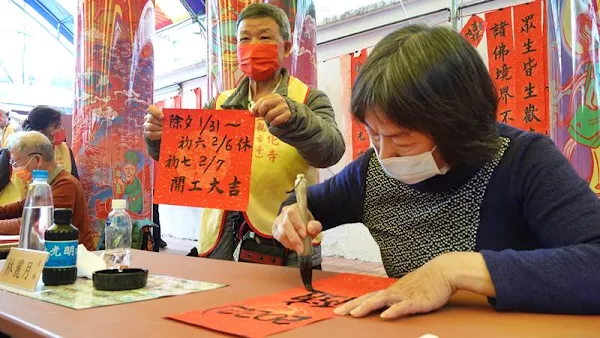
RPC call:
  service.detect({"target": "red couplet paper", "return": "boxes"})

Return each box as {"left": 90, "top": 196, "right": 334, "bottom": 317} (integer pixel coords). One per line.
{"left": 460, "top": 15, "right": 486, "bottom": 47}
{"left": 351, "top": 49, "right": 371, "bottom": 160}
{"left": 486, "top": 9, "right": 518, "bottom": 127}
{"left": 168, "top": 273, "right": 397, "bottom": 337}
{"left": 154, "top": 109, "right": 255, "bottom": 211}
{"left": 513, "top": 0, "right": 549, "bottom": 134}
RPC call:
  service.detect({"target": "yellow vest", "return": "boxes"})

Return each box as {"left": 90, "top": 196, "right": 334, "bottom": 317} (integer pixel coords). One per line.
{"left": 54, "top": 142, "right": 72, "bottom": 174}
{"left": 1, "top": 124, "right": 17, "bottom": 148}
{"left": 0, "top": 180, "right": 23, "bottom": 206}
{"left": 197, "top": 76, "right": 320, "bottom": 256}
{"left": 0, "top": 142, "right": 73, "bottom": 206}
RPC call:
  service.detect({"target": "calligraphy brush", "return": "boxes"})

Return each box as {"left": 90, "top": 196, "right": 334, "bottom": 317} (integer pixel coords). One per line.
{"left": 294, "top": 174, "right": 315, "bottom": 292}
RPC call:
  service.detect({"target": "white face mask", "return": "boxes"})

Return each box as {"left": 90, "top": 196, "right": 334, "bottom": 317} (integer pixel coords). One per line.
{"left": 376, "top": 146, "right": 449, "bottom": 184}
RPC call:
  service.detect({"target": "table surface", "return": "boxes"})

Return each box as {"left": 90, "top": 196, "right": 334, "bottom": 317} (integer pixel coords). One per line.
{"left": 0, "top": 250, "right": 599, "bottom": 338}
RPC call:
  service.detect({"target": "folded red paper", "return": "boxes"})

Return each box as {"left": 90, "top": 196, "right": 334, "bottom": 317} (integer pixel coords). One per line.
{"left": 168, "top": 273, "right": 397, "bottom": 337}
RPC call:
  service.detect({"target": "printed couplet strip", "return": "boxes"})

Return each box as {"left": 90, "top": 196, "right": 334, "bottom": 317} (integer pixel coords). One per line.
{"left": 486, "top": 9, "right": 518, "bottom": 127}
{"left": 168, "top": 273, "right": 397, "bottom": 337}
{"left": 350, "top": 49, "right": 371, "bottom": 160}
{"left": 513, "top": 0, "right": 549, "bottom": 134}
{"left": 154, "top": 109, "right": 255, "bottom": 211}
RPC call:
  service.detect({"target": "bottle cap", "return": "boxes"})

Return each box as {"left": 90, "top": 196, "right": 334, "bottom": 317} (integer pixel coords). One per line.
{"left": 32, "top": 170, "right": 48, "bottom": 181}
{"left": 54, "top": 208, "right": 73, "bottom": 224}
{"left": 112, "top": 199, "right": 127, "bottom": 210}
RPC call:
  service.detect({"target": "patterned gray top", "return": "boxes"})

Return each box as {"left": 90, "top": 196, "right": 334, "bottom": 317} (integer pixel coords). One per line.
{"left": 362, "top": 138, "right": 510, "bottom": 277}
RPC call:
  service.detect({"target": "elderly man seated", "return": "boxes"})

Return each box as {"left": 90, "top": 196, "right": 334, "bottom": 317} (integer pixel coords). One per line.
{"left": 0, "top": 131, "right": 95, "bottom": 250}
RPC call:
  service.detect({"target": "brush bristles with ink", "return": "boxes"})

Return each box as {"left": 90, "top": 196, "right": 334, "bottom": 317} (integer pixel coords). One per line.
{"left": 300, "top": 256, "right": 314, "bottom": 292}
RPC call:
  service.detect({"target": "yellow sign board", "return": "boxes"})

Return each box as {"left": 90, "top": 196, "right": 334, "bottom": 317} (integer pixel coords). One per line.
{"left": 0, "top": 248, "right": 49, "bottom": 292}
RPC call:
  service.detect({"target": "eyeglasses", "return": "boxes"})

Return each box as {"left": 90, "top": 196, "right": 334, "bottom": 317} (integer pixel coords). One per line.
{"left": 10, "top": 153, "right": 42, "bottom": 168}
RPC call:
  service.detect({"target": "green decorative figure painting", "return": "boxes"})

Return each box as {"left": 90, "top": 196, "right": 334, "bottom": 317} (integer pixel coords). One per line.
{"left": 114, "top": 150, "right": 144, "bottom": 214}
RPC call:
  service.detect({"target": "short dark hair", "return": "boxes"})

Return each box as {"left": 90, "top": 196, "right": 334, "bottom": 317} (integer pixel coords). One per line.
{"left": 351, "top": 25, "right": 500, "bottom": 167}
{"left": 22, "top": 105, "right": 62, "bottom": 132}
{"left": 237, "top": 3, "right": 291, "bottom": 41}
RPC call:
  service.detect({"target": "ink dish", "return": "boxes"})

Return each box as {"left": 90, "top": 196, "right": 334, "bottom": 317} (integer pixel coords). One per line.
{"left": 93, "top": 268, "right": 148, "bottom": 291}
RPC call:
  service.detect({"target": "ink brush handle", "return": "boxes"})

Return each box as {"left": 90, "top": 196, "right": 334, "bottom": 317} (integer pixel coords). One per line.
{"left": 294, "top": 174, "right": 313, "bottom": 257}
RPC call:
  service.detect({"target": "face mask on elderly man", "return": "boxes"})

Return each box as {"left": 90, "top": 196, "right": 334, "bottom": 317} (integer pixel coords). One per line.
{"left": 11, "top": 154, "right": 39, "bottom": 183}
{"left": 237, "top": 43, "right": 280, "bottom": 81}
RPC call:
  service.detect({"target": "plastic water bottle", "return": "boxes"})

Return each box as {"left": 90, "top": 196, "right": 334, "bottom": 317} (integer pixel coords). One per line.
{"left": 104, "top": 199, "right": 132, "bottom": 270}
{"left": 19, "top": 170, "right": 54, "bottom": 251}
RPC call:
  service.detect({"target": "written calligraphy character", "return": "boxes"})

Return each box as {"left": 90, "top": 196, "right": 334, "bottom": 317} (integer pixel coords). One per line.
{"left": 495, "top": 64, "right": 513, "bottom": 81}
{"left": 491, "top": 20, "right": 509, "bottom": 38}
{"left": 522, "top": 38, "right": 537, "bottom": 54}
{"left": 285, "top": 292, "right": 355, "bottom": 308}
{"left": 189, "top": 180, "right": 202, "bottom": 191}
{"left": 13, "top": 258, "right": 24, "bottom": 279}
{"left": 238, "top": 136, "right": 253, "bottom": 152}
{"left": 267, "top": 135, "right": 280, "bottom": 146}
{"left": 22, "top": 261, "right": 33, "bottom": 279}
{"left": 523, "top": 57, "right": 538, "bottom": 77}
{"left": 520, "top": 14, "right": 536, "bottom": 33}
{"left": 256, "top": 120, "right": 267, "bottom": 132}
{"left": 208, "top": 177, "right": 224, "bottom": 194}
{"left": 165, "top": 154, "right": 180, "bottom": 169}
{"left": 499, "top": 110, "right": 514, "bottom": 123}
{"left": 493, "top": 43, "right": 510, "bottom": 62}
{"left": 64, "top": 245, "right": 75, "bottom": 256}
{"left": 49, "top": 245, "right": 61, "bottom": 257}
{"left": 215, "top": 305, "right": 311, "bottom": 325}
{"left": 268, "top": 149, "right": 278, "bottom": 163}
{"left": 523, "top": 103, "right": 541, "bottom": 123}
{"left": 170, "top": 176, "right": 186, "bottom": 193}
{"left": 357, "top": 130, "right": 366, "bottom": 142}
{"left": 4, "top": 257, "right": 14, "bottom": 275}
{"left": 185, "top": 114, "right": 193, "bottom": 129}
{"left": 181, "top": 155, "right": 192, "bottom": 167}
{"left": 499, "top": 86, "right": 515, "bottom": 104}
{"left": 466, "top": 20, "right": 484, "bottom": 42}
{"left": 178, "top": 135, "right": 193, "bottom": 150}
{"left": 229, "top": 176, "right": 241, "bottom": 197}
{"left": 524, "top": 82, "right": 537, "bottom": 99}
{"left": 255, "top": 145, "right": 264, "bottom": 158}
{"left": 169, "top": 114, "right": 183, "bottom": 129}
{"left": 195, "top": 136, "right": 206, "bottom": 149}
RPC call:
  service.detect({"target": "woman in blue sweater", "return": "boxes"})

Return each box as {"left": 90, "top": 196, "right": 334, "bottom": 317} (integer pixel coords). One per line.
{"left": 273, "top": 25, "right": 600, "bottom": 318}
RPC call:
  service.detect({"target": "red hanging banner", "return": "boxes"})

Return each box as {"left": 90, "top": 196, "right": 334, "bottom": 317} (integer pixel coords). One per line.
{"left": 542, "top": 0, "right": 549, "bottom": 133}
{"left": 194, "top": 88, "right": 202, "bottom": 109}
{"left": 350, "top": 49, "right": 370, "bottom": 160}
{"left": 173, "top": 95, "right": 182, "bottom": 109}
{"left": 513, "top": 0, "right": 548, "bottom": 134}
{"left": 461, "top": 15, "right": 486, "bottom": 47}
{"left": 486, "top": 9, "right": 518, "bottom": 127}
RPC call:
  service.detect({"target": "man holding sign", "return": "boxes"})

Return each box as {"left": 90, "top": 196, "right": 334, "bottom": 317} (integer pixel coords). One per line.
{"left": 144, "top": 3, "right": 344, "bottom": 268}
